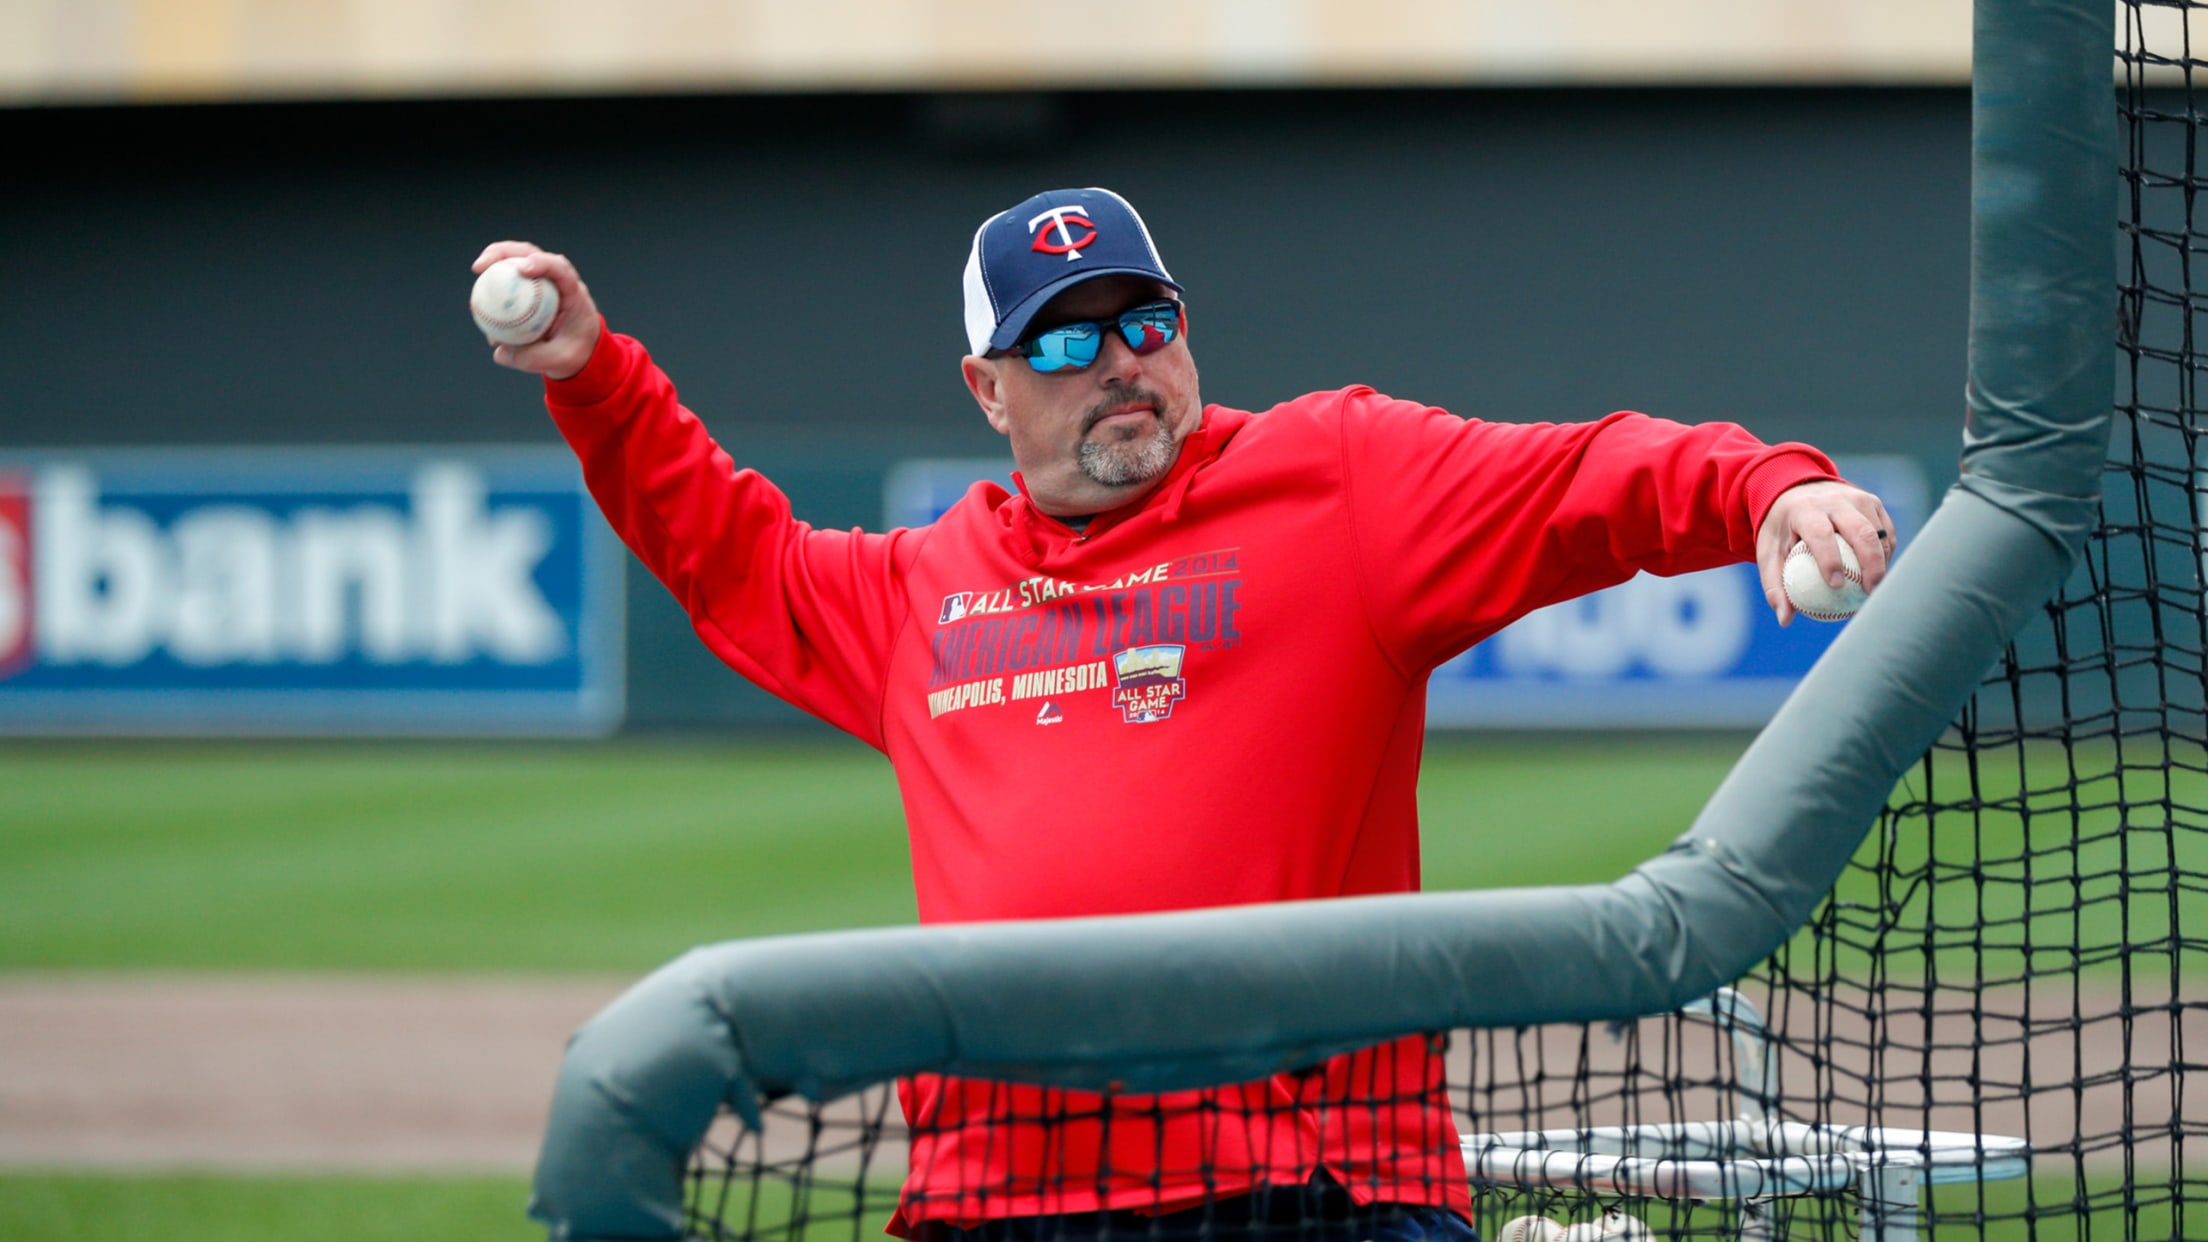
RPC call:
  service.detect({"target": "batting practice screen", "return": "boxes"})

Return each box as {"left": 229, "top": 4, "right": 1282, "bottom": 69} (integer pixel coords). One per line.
{"left": 537, "top": 5, "right": 2199, "bottom": 1242}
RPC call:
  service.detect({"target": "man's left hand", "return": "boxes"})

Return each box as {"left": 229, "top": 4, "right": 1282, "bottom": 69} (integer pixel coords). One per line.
{"left": 1757, "top": 480, "right": 1896, "bottom": 626}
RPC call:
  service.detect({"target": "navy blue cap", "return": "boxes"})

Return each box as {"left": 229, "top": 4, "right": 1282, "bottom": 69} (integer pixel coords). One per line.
{"left": 962, "top": 187, "right": 1182, "bottom": 356}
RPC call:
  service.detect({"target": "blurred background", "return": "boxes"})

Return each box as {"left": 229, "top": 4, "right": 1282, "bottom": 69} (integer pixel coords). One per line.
{"left": 2, "top": 0, "right": 1967, "bottom": 734}
{"left": 0, "top": 3, "right": 1976, "bottom": 1239}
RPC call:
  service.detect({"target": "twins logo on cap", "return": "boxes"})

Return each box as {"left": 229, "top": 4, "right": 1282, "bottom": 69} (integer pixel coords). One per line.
{"left": 1029, "top": 206, "right": 1098, "bottom": 259}
{"left": 962, "top": 187, "right": 1183, "bottom": 356}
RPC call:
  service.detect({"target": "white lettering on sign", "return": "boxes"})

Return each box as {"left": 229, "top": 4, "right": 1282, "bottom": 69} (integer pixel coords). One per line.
{"left": 34, "top": 464, "right": 567, "bottom": 668}
{"left": 1493, "top": 570, "right": 1753, "bottom": 680}
{"left": 293, "top": 506, "right": 408, "bottom": 664}
{"left": 417, "top": 464, "right": 564, "bottom": 662}
{"left": 41, "top": 473, "right": 165, "bottom": 666}
{"left": 172, "top": 506, "right": 284, "bottom": 665}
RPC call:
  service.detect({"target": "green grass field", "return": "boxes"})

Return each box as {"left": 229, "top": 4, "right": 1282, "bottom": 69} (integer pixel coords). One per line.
{"left": 0, "top": 735, "right": 1763, "bottom": 972}
{"left": 0, "top": 1170, "right": 2174, "bottom": 1242}
{"left": 1802, "top": 740, "right": 2208, "bottom": 982}
{"left": 0, "top": 741, "right": 917, "bottom": 971}
{"left": 5, "top": 735, "right": 2197, "bottom": 976}
{"left": 0, "top": 1173, "right": 538, "bottom": 1242}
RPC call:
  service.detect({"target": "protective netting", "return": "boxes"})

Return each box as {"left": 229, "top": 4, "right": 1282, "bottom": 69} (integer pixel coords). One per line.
{"left": 681, "top": 1004, "right": 1986, "bottom": 1242}
{"left": 675, "top": 13, "right": 2203, "bottom": 1242}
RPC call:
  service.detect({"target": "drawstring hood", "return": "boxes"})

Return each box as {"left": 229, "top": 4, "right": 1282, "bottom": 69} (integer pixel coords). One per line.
{"left": 997, "top": 405, "right": 1248, "bottom": 570}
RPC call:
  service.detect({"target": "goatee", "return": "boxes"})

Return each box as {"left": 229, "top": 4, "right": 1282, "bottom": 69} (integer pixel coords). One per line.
{"left": 1078, "top": 386, "right": 1178, "bottom": 488}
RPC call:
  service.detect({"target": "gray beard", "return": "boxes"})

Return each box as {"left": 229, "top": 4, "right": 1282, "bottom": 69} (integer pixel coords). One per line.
{"left": 1076, "top": 384, "right": 1179, "bottom": 488}
{"left": 1077, "top": 419, "right": 1177, "bottom": 487}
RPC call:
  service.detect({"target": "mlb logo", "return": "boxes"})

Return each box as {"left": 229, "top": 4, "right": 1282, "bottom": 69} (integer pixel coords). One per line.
{"left": 938, "top": 592, "right": 973, "bottom": 625}
{"left": 0, "top": 478, "right": 29, "bottom": 678}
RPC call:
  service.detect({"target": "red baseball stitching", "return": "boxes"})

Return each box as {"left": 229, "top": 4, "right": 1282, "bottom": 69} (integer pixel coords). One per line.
{"left": 1785, "top": 548, "right": 1867, "bottom": 621}
{"left": 476, "top": 277, "right": 548, "bottom": 330}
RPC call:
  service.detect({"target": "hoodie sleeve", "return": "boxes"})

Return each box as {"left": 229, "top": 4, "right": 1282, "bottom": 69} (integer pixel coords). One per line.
{"left": 543, "top": 329, "right": 911, "bottom": 749}
{"left": 1336, "top": 388, "right": 1838, "bottom": 676}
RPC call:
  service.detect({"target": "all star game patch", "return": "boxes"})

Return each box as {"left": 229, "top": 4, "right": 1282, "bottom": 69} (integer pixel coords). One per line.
{"left": 1110, "top": 644, "right": 1187, "bottom": 724}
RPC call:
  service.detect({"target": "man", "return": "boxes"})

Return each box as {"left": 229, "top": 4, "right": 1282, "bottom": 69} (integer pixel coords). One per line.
{"left": 477, "top": 187, "right": 1893, "bottom": 1242}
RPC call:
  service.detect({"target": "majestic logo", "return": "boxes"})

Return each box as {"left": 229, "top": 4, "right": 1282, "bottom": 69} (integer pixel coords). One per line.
{"left": 1111, "top": 643, "right": 1186, "bottom": 724}
{"left": 1035, "top": 700, "right": 1063, "bottom": 726}
{"left": 0, "top": 478, "right": 30, "bottom": 678}
{"left": 938, "top": 592, "right": 973, "bottom": 625}
{"left": 1028, "top": 207, "right": 1097, "bottom": 260}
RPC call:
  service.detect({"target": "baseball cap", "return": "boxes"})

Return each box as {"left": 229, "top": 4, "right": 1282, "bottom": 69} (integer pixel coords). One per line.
{"left": 962, "top": 187, "right": 1182, "bottom": 356}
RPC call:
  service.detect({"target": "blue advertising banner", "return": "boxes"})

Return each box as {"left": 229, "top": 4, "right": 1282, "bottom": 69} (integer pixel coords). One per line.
{"left": 0, "top": 448, "right": 624, "bottom": 735}
{"left": 883, "top": 454, "right": 1931, "bottom": 729}
{"left": 1427, "top": 454, "right": 1929, "bottom": 726}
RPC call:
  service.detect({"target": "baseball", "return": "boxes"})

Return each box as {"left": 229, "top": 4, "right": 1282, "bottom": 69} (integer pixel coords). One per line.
{"left": 1593, "top": 1210, "right": 1652, "bottom": 1241}
{"left": 1493, "top": 1216, "right": 1565, "bottom": 1242}
{"left": 1781, "top": 538, "right": 1868, "bottom": 622}
{"left": 470, "top": 257, "right": 560, "bottom": 346}
{"left": 1554, "top": 1212, "right": 1651, "bottom": 1242}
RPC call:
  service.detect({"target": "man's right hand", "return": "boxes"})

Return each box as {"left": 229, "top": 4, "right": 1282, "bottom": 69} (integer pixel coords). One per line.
{"left": 471, "top": 242, "right": 603, "bottom": 381}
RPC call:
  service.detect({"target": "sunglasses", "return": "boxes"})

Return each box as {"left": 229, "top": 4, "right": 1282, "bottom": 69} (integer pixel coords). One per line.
{"left": 1009, "top": 300, "right": 1184, "bottom": 373}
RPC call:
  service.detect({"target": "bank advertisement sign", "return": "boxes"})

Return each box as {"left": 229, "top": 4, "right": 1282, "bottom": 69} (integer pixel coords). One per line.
{"left": 885, "top": 454, "right": 1929, "bottom": 729}
{"left": 0, "top": 448, "right": 624, "bottom": 736}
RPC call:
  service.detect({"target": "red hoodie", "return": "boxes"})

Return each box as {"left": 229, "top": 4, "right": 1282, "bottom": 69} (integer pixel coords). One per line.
{"left": 544, "top": 330, "right": 1839, "bottom": 1228}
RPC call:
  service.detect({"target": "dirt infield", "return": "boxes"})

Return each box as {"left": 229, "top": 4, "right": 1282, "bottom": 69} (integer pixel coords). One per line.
{"left": 0, "top": 976, "right": 2189, "bottom": 1174}
{"left": 0, "top": 975, "right": 627, "bottom": 1172}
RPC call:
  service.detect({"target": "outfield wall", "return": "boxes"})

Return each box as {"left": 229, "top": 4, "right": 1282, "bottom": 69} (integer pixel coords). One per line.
{"left": 3, "top": 87, "right": 1973, "bottom": 732}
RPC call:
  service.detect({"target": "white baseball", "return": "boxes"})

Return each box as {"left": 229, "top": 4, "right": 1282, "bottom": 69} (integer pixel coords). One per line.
{"left": 1594, "top": 1210, "right": 1652, "bottom": 1241}
{"left": 1555, "top": 1213, "right": 1651, "bottom": 1242}
{"left": 1493, "top": 1216, "right": 1565, "bottom": 1242}
{"left": 470, "top": 257, "right": 560, "bottom": 346}
{"left": 1781, "top": 538, "right": 1868, "bottom": 622}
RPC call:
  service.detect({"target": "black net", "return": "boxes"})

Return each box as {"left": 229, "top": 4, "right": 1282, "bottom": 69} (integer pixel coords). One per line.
{"left": 685, "top": 1040, "right": 1482, "bottom": 1242}
{"left": 680, "top": 1008, "right": 1942, "bottom": 1242}
{"left": 678, "top": 11, "right": 2205, "bottom": 1242}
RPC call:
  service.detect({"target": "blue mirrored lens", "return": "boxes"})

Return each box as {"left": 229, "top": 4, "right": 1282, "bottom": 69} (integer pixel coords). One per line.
{"left": 1019, "top": 302, "right": 1179, "bottom": 373}
{"left": 1024, "top": 324, "right": 1102, "bottom": 373}
{"left": 1116, "top": 304, "right": 1180, "bottom": 353}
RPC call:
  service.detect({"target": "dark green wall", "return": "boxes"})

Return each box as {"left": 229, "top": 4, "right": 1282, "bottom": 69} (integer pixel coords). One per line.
{"left": 3, "top": 87, "right": 1972, "bottom": 730}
